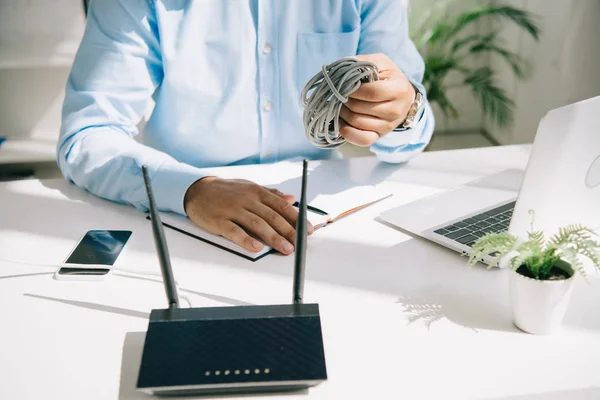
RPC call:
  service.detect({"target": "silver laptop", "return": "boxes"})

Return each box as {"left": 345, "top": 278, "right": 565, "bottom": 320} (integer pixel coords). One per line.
{"left": 380, "top": 96, "right": 600, "bottom": 266}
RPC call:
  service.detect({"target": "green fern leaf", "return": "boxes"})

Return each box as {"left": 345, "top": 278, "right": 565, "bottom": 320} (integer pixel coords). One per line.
{"left": 469, "top": 42, "right": 529, "bottom": 78}
{"left": 510, "top": 253, "right": 526, "bottom": 271}
{"left": 449, "top": 5, "right": 541, "bottom": 41}
{"left": 464, "top": 67, "right": 514, "bottom": 127}
{"left": 527, "top": 229, "right": 545, "bottom": 248}
{"left": 467, "top": 232, "right": 519, "bottom": 267}
{"left": 548, "top": 224, "right": 591, "bottom": 248}
{"left": 451, "top": 30, "right": 498, "bottom": 54}
{"left": 409, "top": 0, "right": 457, "bottom": 49}
{"left": 581, "top": 240, "right": 600, "bottom": 266}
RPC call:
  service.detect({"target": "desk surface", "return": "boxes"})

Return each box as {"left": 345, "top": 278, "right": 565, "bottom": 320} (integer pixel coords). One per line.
{"left": 2, "top": 145, "right": 600, "bottom": 400}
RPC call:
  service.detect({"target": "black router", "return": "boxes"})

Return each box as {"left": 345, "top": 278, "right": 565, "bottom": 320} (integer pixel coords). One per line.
{"left": 136, "top": 161, "right": 327, "bottom": 396}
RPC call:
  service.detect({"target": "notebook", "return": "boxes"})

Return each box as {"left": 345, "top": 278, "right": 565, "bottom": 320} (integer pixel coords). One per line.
{"left": 151, "top": 160, "right": 393, "bottom": 261}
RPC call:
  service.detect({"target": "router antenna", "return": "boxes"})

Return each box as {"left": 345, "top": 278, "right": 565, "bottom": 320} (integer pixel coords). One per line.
{"left": 142, "top": 165, "right": 180, "bottom": 309}
{"left": 293, "top": 159, "right": 309, "bottom": 304}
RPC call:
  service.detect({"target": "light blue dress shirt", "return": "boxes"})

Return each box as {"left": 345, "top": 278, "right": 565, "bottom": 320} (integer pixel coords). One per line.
{"left": 58, "top": 0, "right": 434, "bottom": 215}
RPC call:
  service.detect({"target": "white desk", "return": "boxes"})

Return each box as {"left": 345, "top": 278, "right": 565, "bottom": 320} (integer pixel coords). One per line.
{"left": 2, "top": 145, "right": 600, "bottom": 400}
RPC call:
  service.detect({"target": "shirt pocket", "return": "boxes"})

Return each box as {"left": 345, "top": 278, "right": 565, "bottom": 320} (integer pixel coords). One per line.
{"left": 295, "top": 28, "right": 361, "bottom": 94}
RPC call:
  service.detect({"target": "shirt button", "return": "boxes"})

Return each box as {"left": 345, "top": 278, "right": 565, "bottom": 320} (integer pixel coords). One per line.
{"left": 263, "top": 43, "right": 272, "bottom": 54}
{"left": 263, "top": 101, "right": 272, "bottom": 111}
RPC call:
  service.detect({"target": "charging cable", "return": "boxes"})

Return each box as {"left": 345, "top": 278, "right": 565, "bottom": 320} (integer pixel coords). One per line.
{"left": 0, "top": 259, "right": 193, "bottom": 308}
{"left": 301, "top": 57, "right": 379, "bottom": 149}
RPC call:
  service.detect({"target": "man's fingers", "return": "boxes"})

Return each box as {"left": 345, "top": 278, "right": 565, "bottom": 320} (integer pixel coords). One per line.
{"left": 348, "top": 79, "right": 397, "bottom": 102}
{"left": 233, "top": 210, "right": 294, "bottom": 255}
{"left": 265, "top": 188, "right": 315, "bottom": 235}
{"left": 355, "top": 53, "right": 397, "bottom": 70}
{"left": 217, "top": 220, "right": 264, "bottom": 253}
{"left": 262, "top": 190, "right": 315, "bottom": 235}
{"left": 260, "top": 190, "right": 314, "bottom": 234}
{"left": 338, "top": 118, "right": 379, "bottom": 147}
{"left": 339, "top": 105, "right": 396, "bottom": 135}
{"left": 345, "top": 98, "right": 407, "bottom": 121}
{"left": 250, "top": 203, "right": 298, "bottom": 247}
{"left": 267, "top": 188, "right": 296, "bottom": 204}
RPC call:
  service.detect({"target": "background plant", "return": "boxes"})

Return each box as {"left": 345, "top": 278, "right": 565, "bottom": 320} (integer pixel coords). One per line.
{"left": 467, "top": 213, "right": 600, "bottom": 280}
{"left": 409, "top": 1, "right": 541, "bottom": 127}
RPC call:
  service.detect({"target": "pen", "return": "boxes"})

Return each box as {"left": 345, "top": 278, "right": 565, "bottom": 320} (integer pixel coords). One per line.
{"left": 293, "top": 201, "right": 328, "bottom": 216}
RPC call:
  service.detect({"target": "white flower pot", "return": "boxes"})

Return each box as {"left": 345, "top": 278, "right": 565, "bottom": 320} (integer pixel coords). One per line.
{"left": 508, "top": 261, "right": 576, "bottom": 334}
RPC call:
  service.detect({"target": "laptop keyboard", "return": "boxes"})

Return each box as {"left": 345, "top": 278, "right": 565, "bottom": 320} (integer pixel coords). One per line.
{"left": 433, "top": 201, "right": 516, "bottom": 247}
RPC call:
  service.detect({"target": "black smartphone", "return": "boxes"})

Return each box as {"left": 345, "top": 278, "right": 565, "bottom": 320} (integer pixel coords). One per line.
{"left": 54, "top": 230, "right": 132, "bottom": 281}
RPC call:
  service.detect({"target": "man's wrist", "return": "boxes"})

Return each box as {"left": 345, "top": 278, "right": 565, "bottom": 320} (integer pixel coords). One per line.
{"left": 184, "top": 176, "right": 217, "bottom": 216}
{"left": 395, "top": 83, "right": 424, "bottom": 131}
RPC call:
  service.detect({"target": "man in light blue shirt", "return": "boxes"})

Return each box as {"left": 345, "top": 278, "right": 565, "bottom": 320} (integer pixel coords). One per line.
{"left": 58, "top": 0, "right": 434, "bottom": 256}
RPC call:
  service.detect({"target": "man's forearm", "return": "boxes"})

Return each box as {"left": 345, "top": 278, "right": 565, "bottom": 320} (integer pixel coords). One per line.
{"left": 57, "top": 126, "right": 206, "bottom": 214}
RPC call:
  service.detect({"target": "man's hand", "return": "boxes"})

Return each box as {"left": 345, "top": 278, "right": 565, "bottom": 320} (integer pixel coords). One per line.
{"left": 184, "top": 177, "right": 314, "bottom": 255}
{"left": 339, "top": 53, "right": 416, "bottom": 146}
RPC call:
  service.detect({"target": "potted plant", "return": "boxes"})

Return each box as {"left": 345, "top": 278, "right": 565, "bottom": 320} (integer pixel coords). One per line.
{"left": 467, "top": 214, "right": 600, "bottom": 334}
{"left": 409, "top": 1, "right": 541, "bottom": 128}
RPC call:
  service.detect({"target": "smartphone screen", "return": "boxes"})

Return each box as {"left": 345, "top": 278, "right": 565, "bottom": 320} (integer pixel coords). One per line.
{"left": 58, "top": 230, "right": 132, "bottom": 275}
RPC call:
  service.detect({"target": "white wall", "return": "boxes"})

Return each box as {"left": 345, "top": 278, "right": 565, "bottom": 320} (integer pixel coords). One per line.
{"left": 0, "top": 0, "right": 85, "bottom": 140}
{"left": 0, "top": 67, "right": 71, "bottom": 141}
{"left": 485, "top": 0, "right": 600, "bottom": 144}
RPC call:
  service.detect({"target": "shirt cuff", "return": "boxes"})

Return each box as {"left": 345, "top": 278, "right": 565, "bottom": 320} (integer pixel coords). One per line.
{"left": 141, "top": 161, "right": 209, "bottom": 216}
{"left": 370, "top": 101, "right": 434, "bottom": 163}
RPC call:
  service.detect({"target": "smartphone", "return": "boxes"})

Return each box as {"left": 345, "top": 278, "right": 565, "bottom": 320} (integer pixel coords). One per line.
{"left": 54, "top": 230, "right": 133, "bottom": 281}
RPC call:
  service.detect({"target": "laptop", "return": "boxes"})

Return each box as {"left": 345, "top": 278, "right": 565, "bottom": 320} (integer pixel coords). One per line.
{"left": 380, "top": 96, "right": 600, "bottom": 266}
